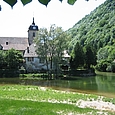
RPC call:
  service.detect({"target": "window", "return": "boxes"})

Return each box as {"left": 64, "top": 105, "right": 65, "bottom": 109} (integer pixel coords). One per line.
{"left": 27, "top": 57, "right": 34, "bottom": 62}
{"left": 6, "top": 42, "right": 8, "bottom": 45}
{"left": 33, "top": 32, "right": 35, "bottom": 37}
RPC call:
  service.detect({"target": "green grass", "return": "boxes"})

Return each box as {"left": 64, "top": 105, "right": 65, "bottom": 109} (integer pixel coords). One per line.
{"left": 0, "top": 99, "right": 94, "bottom": 115}
{"left": 0, "top": 85, "right": 115, "bottom": 115}
{"left": 0, "top": 85, "right": 98, "bottom": 102}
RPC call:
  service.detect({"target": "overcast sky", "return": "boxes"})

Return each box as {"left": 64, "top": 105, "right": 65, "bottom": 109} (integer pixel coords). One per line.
{"left": 0, "top": 0, "right": 106, "bottom": 37}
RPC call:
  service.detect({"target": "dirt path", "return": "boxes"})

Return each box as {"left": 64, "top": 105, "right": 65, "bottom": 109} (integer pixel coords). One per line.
{"left": 77, "top": 99, "right": 115, "bottom": 112}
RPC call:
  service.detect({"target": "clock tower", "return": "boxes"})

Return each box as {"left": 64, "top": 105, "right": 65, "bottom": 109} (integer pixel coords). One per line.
{"left": 28, "top": 17, "right": 38, "bottom": 45}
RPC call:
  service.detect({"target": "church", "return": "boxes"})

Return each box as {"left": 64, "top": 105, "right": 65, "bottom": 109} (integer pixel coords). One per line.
{"left": 0, "top": 18, "right": 70, "bottom": 73}
{"left": 0, "top": 17, "right": 50, "bottom": 72}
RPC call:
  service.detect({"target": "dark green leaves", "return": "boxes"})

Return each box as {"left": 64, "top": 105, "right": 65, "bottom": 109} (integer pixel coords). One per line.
{"left": 3, "top": 0, "right": 17, "bottom": 7}
{"left": 2, "top": 0, "right": 87, "bottom": 7}
{"left": 68, "top": 0, "right": 76, "bottom": 5}
{"left": 38, "top": 0, "right": 51, "bottom": 6}
{"left": 21, "top": 0, "right": 32, "bottom": 6}
{"left": 59, "top": 0, "right": 63, "bottom": 2}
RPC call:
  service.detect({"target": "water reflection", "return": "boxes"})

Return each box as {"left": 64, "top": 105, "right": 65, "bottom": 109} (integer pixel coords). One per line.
{"left": 95, "top": 72, "right": 115, "bottom": 94}
{"left": 0, "top": 71, "right": 115, "bottom": 97}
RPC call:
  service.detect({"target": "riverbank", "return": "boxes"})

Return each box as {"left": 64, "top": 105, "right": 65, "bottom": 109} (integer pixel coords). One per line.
{"left": 0, "top": 85, "right": 115, "bottom": 115}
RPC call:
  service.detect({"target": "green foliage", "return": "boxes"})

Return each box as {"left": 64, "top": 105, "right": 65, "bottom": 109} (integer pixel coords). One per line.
{"left": 96, "top": 45, "right": 115, "bottom": 72}
{"left": 67, "top": 0, "right": 115, "bottom": 50}
{"left": 21, "top": 0, "right": 32, "bottom": 5}
{"left": 5, "top": 48, "right": 23, "bottom": 69}
{"left": 0, "top": 85, "right": 104, "bottom": 115}
{"left": 34, "top": 24, "right": 70, "bottom": 71}
{"left": 0, "top": 49, "right": 24, "bottom": 77}
{"left": 97, "top": 45, "right": 115, "bottom": 62}
{"left": 38, "top": 0, "right": 51, "bottom": 6}
{"left": 84, "top": 45, "right": 97, "bottom": 69}
{"left": 68, "top": 0, "right": 76, "bottom": 5}
{"left": 95, "top": 59, "right": 111, "bottom": 72}
{"left": 3, "top": 0, "right": 17, "bottom": 7}
{"left": 106, "top": 62, "right": 115, "bottom": 72}
{"left": 70, "top": 42, "right": 84, "bottom": 69}
{"left": 70, "top": 43, "right": 97, "bottom": 70}
{"left": 0, "top": 85, "right": 114, "bottom": 114}
{"left": 0, "top": 50, "right": 6, "bottom": 69}
{"left": 2, "top": 0, "right": 87, "bottom": 7}
{"left": 67, "top": 0, "right": 115, "bottom": 72}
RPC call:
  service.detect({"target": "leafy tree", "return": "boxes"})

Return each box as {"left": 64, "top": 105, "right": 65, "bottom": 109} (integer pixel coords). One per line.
{"left": 0, "top": 49, "right": 23, "bottom": 77}
{"left": 96, "top": 45, "right": 115, "bottom": 71}
{"left": 51, "top": 26, "right": 70, "bottom": 72}
{"left": 95, "top": 59, "right": 111, "bottom": 72}
{"left": 0, "top": 50, "right": 6, "bottom": 69}
{"left": 71, "top": 42, "right": 84, "bottom": 69}
{"left": 34, "top": 24, "right": 69, "bottom": 74}
{"left": 34, "top": 27, "right": 49, "bottom": 71}
{"left": 110, "top": 62, "right": 115, "bottom": 72}
{"left": 67, "top": 0, "right": 115, "bottom": 56}
{"left": 97, "top": 45, "right": 115, "bottom": 62}
{"left": 5, "top": 48, "right": 23, "bottom": 70}
{"left": 84, "top": 46, "right": 97, "bottom": 69}
{"left": 109, "top": 49, "right": 115, "bottom": 60}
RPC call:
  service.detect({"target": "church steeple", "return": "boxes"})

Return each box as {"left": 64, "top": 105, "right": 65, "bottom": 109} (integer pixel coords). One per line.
{"left": 28, "top": 17, "right": 38, "bottom": 31}
{"left": 32, "top": 17, "right": 35, "bottom": 25}
{"left": 28, "top": 17, "right": 38, "bottom": 45}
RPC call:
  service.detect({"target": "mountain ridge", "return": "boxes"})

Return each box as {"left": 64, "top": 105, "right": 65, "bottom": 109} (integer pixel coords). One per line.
{"left": 67, "top": 0, "right": 115, "bottom": 51}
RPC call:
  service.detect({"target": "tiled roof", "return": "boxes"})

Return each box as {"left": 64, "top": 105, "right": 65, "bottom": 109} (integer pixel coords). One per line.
{"left": 0, "top": 37, "right": 29, "bottom": 51}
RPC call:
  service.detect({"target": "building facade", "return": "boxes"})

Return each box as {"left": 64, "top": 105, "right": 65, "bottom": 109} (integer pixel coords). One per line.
{"left": 0, "top": 18, "right": 70, "bottom": 73}
{"left": 24, "top": 17, "right": 51, "bottom": 72}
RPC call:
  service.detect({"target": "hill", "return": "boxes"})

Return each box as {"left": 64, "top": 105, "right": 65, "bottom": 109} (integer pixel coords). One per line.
{"left": 67, "top": 0, "right": 115, "bottom": 51}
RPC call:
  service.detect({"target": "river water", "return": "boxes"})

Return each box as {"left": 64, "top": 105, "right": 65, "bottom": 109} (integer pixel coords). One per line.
{"left": 0, "top": 71, "right": 115, "bottom": 98}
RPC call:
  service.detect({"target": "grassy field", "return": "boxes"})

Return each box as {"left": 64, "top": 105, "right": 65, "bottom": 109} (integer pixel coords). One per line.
{"left": 0, "top": 85, "right": 115, "bottom": 115}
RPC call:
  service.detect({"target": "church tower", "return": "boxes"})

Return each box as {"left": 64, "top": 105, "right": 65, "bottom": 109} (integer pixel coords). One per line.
{"left": 28, "top": 17, "right": 38, "bottom": 45}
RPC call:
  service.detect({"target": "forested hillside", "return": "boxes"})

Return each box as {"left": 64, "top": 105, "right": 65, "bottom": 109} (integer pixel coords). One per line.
{"left": 68, "top": 0, "right": 115, "bottom": 50}
{"left": 67, "top": 0, "right": 115, "bottom": 72}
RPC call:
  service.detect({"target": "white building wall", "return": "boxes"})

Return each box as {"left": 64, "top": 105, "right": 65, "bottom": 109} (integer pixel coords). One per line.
{"left": 25, "top": 57, "right": 50, "bottom": 72}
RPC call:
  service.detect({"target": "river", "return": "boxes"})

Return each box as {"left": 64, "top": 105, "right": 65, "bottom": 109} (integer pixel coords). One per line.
{"left": 0, "top": 71, "right": 115, "bottom": 98}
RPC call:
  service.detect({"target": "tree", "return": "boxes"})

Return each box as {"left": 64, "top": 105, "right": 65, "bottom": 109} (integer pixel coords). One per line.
{"left": 34, "top": 24, "right": 69, "bottom": 76}
{"left": 2, "top": 0, "right": 89, "bottom": 8}
{"left": 97, "top": 45, "right": 115, "bottom": 62}
{"left": 85, "top": 45, "right": 97, "bottom": 69}
{"left": 71, "top": 42, "right": 84, "bottom": 69}
{"left": 0, "top": 49, "right": 24, "bottom": 77}
{"left": 49, "top": 25, "right": 70, "bottom": 70}
{"left": 0, "top": 50, "right": 6, "bottom": 69}
{"left": 96, "top": 45, "right": 115, "bottom": 72}
{"left": 5, "top": 48, "right": 23, "bottom": 70}
{"left": 34, "top": 27, "right": 49, "bottom": 72}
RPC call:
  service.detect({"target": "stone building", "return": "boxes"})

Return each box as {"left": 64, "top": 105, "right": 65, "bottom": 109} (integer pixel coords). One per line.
{"left": 0, "top": 18, "right": 70, "bottom": 72}
{"left": 0, "top": 18, "right": 50, "bottom": 72}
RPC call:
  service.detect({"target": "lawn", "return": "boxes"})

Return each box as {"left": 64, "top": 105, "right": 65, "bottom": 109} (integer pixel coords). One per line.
{"left": 0, "top": 85, "right": 115, "bottom": 115}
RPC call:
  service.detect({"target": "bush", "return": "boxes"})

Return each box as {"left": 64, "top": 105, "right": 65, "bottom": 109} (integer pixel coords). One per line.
{"left": 95, "top": 60, "right": 111, "bottom": 72}
{"left": 111, "top": 62, "right": 115, "bottom": 72}
{"left": 0, "top": 69, "right": 19, "bottom": 78}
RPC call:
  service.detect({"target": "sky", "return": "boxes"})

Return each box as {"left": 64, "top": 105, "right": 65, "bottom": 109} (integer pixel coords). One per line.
{"left": 0, "top": 0, "right": 106, "bottom": 37}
